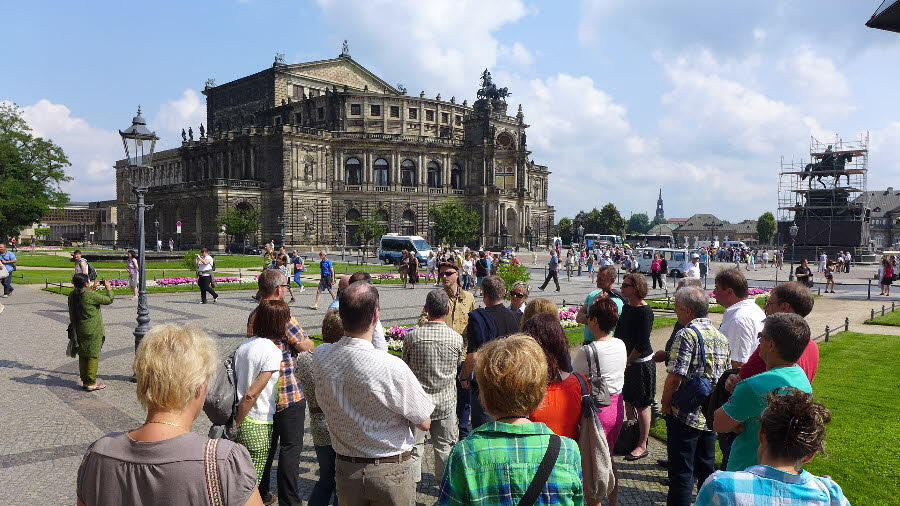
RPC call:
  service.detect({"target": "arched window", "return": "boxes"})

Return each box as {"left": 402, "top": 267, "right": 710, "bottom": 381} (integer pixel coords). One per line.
{"left": 345, "top": 209, "right": 361, "bottom": 246}
{"left": 374, "top": 158, "right": 389, "bottom": 186}
{"left": 401, "top": 210, "right": 416, "bottom": 236}
{"left": 374, "top": 209, "right": 390, "bottom": 223}
{"left": 427, "top": 161, "right": 441, "bottom": 188}
{"left": 345, "top": 157, "right": 362, "bottom": 186}
{"left": 451, "top": 163, "right": 462, "bottom": 190}
{"left": 401, "top": 159, "right": 416, "bottom": 187}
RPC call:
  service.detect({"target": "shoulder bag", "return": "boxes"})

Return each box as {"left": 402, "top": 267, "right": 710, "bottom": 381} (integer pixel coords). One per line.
{"left": 671, "top": 325, "right": 713, "bottom": 413}
{"left": 516, "top": 434, "right": 561, "bottom": 506}
{"left": 583, "top": 344, "right": 612, "bottom": 408}
{"left": 66, "top": 324, "right": 78, "bottom": 358}
{"left": 204, "top": 438, "right": 225, "bottom": 506}
{"left": 0, "top": 264, "right": 8, "bottom": 279}
{"left": 574, "top": 373, "right": 616, "bottom": 502}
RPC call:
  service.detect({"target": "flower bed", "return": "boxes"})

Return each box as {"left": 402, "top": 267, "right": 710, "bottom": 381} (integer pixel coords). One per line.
{"left": 558, "top": 305, "right": 581, "bottom": 329}
{"left": 153, "top": 276, "right": 241, "bottom": 287}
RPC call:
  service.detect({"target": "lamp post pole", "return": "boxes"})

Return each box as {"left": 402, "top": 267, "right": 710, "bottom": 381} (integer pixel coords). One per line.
{"left": 120, "top": 107, "right": 158, "bottom": 350}
{"left": 789, "top": 222, "right": 799, "bottom": 282}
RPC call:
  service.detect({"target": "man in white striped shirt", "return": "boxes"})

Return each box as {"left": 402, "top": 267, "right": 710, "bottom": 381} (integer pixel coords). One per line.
{"left": 313, "top": 282, "right": 434, "bottom": 505}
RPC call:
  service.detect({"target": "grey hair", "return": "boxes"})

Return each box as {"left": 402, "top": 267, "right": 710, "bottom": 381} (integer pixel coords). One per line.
{"left": 512, "top": 281, "right": 530, "bottom": 296}
{"left": 677, "top": 277, "right": 703, "bottom": 290}
{"left": 425, "top": 289, "right": 450, "bottom": 318}
{"left": 258, "top": 269, "right": 286, "bottom": 296}
{"left": 675, "top": 286, "right": 709, "bottom": 318}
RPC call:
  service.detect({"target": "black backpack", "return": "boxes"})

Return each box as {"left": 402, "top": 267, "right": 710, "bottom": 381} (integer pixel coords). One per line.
{"left": 86, "top": 262, "right": 98, "bottom": 281}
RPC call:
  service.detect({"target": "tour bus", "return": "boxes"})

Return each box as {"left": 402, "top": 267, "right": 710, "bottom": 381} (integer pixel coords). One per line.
{"left": 378, "top": 234, "right": 431, "bottom": 264}
{"left": 636, "top": 247, "right": 693, "bottom": 278}
{"left": 627, "top": 234, "right": 675, "bottom": 248}
{"left": 584, "top": 234, "right": 624, "bottom": 248}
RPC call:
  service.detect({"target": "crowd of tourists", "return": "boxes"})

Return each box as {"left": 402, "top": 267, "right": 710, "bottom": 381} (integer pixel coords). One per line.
{"left": 62, "top": 237, "right": 856, "bottom": 505}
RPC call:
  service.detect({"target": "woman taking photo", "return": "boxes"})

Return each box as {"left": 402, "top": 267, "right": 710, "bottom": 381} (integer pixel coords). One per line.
{"left": 124, "top": 250, "right": 139, "bottom": 300}
{"left": 573, "top": 296, "right": 626, "bottom": 506}
{"left": 234, "top": 300, "right": 287, "bottom": 493}
{"left": 617, "top": 273, "right": 655, "bottom": 461}
{"left": 697, "top": 388, "right": 849, "bottom": 504}
{"left": 76, "top": 324, "right": 262, "bottom": 505}
{"left": 68, "top": 273, "right": 113, "bottom": 391}
{"left": 194, "top": 247, "right": 218, "bottom": 304}
{"left": 524, "top": 314, "right": 582, "bottom": 440}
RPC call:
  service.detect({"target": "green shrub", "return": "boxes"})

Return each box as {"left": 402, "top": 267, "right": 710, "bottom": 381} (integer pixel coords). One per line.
{"left": 183, "top": 249, "right": 200, "bottom": 271}
{"left": 497, "top": 262, "right": 531, "bottom": 299}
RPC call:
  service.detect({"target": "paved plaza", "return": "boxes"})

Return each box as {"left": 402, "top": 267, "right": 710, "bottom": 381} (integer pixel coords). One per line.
{"left": 0, "top": 262, "right": 897, "bottom": 504}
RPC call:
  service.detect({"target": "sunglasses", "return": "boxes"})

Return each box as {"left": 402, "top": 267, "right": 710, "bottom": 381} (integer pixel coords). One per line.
{"left": 439, "top": 271, "right": 458, "bottom": 277}
{"left": 510, "top": 292, "right": 526, "bottom": 298}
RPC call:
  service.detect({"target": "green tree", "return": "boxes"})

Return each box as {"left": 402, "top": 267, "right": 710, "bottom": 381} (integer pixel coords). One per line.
{"left": 496, "top": 262, "right": 530, "bottom": 299}
{"left": 354, "top": 216, "right": 387, "bottom": 256}
{"left": 429, "top": 198, "right": 481, "bottom": 246}
{"left": 216, "top": 206, "right": 260, "bottom": 244}
{"left": 597, "top": 203, "right": 626, "bottom": 236}
{"left": 0, "top": 103, "right": 72, "bottom": 239}
{"left": 627, "top": 213, "right": 651, "bottom": 234}
{"left": 757, "top": 211, "right": 776, "bottom": 245}
{"left": 650, "top": 215, "right": 669, "bottom": 228}
{"left": 556, "top": 217, "right": 573, "bottom": 244}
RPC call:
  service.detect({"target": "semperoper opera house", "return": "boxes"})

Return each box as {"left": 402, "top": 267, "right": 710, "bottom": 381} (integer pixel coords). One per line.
{"left": 115, "top": 48, "right": 555, "bottom": 250}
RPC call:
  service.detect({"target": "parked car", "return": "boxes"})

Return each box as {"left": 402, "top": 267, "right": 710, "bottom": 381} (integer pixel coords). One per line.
{"left": 227, "top": 243, "right": 261, "bottom": 255}
{"left": 636, "top": 247, "right": 692, "bottom": 278}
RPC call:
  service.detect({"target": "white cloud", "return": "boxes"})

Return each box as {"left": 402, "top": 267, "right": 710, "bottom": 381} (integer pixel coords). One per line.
{"left": 778, "top": 45, "right": 854, "bottom": 117}
{"left": 154, "top": 88, "right": 206, "bottom": 149}
{"left": 16, "top": 100, "right": 121, "bottom": 202}
{"left": 314, "top": 0, "right": 528, "bottom": 98}
{"left": 577, "top": 0, "right": 622, "bottom": 46}
{"left": 870, "top": 122, "right": 900, "bottom": 186}
{"left": 499, "top": 42, "right": 534, "bottom": 67}
{"left": 752, "top": 28, "right": 766, "bottom": 41}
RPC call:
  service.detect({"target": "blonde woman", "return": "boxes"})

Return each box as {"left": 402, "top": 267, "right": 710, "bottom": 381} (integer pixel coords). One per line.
{"left": 76, "top": 324, "right": 262, "bottom": 505}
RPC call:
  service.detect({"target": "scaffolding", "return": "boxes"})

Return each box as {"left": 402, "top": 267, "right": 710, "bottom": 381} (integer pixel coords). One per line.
{"left": 777, "top": 133, "right": 869, "bottom": 253}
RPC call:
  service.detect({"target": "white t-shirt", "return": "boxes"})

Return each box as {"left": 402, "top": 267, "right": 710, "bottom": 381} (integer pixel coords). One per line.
{"left": 685, "top": 263, "right": 701, "bottom": 278}
{"left": 572, "top": 338, "right": 627, "bottom": 395}
{"left": 197, "top": 255, "right": 214, "bottom": 275}
{"left": 462, "top": 259, "right": 474, "bottom": 276}
{"left": 719, "top": 298, "right": 766, "bottom": 363}
{"left": 235, "top": 337, "right": 282, "bottom": 421}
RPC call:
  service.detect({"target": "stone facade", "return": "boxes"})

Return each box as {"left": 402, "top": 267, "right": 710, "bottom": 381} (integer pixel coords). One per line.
{"left": 116, "top": 54, "right": 554, "bottom": 250}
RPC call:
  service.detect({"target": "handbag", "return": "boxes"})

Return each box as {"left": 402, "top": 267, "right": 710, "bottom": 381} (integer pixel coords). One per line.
{"left": 0, "top": 265, "right": 8, "bottom": 279}
{"left": 583, "top": 344, "right": 612, "bottom": 408}
{"left": 574, "top": 373, "right": 616, "bottom": 502}
{"left": 517, "top": 434, "right": 561, "bottom": 506}
{"left": 204, "top": 438, "right": 225, "bottom": 506}
{"left": 66, "top": 324, "right": 78, "bottom": 358}
{"left": 671, "top": 326, "right": 713, "bottom": 413}
{"left": 613, "top": 420, "right": 639, "bottom": 456}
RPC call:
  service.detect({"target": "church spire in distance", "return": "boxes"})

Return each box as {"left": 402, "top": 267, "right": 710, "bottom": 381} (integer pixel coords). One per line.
{"left": 655, "top": 188, "right": 665, "bottom": 221}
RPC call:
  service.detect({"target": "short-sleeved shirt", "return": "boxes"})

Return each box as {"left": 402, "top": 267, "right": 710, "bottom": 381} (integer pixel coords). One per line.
{"left": 0, "top": 251, "right": 15, "bottom": 272}
{"left": 548, "top": 255, "right": 559, "bottom": 271}
{"left": 719, "top": 299, "right": 765, "bottom": 364}
{"left": 615, "top": 304, "right": 655, "bottom": 358}
{"left": 466, "top": 304, "right": 522, "bottom": 354}
{"left": 234, "top": 337, "right": 282, "bottom": 421}
{"left": 572, "top": 338, "right": 626, "bottom": 395}
{"left": 739, "top": 340, "right": 819, "bottom": 383}
{"left": 722, "top": 365, "right": 812, "bottom": 472}
{"left": 292, "top": 256, "right": 304, "bottom": 273}
{"left": 697, "top": 466, "right": 850, "bottom": 506}
{"left": 402, "top": 321, "right": 464, "bottom": 420}
{"left": 438, "top": 422, "right": 583, "bottom": 505}
{"left": 529, "top": 374, "right": 583, "bottom": 440}
{"left": 666, "top": 318, "right": 731, "bottom": 430}
{"left": 313, "top": 336, "right": 434, "bottom": 458}
{"left": 581, "top": 289, "right": 624, "bottom": 342}
{"left": 77, "top": 432, "right": 256, "bottom": 505}
{"left": 320, "top": 258, "right": 333, "bottom": 276}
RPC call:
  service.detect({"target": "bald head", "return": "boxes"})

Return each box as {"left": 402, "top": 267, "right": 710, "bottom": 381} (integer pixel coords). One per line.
{"left": 338, "top": 282, "right": 380, "bottom": 335}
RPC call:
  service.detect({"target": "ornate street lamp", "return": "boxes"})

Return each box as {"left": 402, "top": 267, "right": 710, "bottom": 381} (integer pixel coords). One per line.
{"left": 154, "top": 219, "right": 160, "bottom": 249}
{"left": 119, "top": 106, "right": 158, "bottom": 350}
{"left": 789, "top": 222, "right": 799, "bottom": 281}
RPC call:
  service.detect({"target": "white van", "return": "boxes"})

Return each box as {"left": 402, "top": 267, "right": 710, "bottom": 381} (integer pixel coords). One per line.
{"left": 637, "top": 248, "right": 693, "bottom": 278}
{"left": 378, "top": 234, "right": 431, "bottom": 264}
{"left": 722, "top": 240, "right": 748, "bottom": 249}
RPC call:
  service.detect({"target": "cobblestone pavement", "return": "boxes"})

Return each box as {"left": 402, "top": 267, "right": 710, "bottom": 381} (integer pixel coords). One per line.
{"left": 1, "top": 268, "right": 896, "bottom": 504}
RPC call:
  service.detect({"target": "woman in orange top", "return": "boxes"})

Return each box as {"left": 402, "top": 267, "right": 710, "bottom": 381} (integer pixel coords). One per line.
{"left": 524, "top": 313, "right": 583, "bottom": 439}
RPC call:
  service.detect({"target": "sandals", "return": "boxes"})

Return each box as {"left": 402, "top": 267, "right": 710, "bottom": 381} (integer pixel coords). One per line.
{"left": 84, "top": 383, "right": 107, "bottom": 392}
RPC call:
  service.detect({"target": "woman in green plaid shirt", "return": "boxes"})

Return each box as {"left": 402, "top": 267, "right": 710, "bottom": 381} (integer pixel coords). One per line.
{"left": 439, "top": 334, "right": 583, "bottom": 505}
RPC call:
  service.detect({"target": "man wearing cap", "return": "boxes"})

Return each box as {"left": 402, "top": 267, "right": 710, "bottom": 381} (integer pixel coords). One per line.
{"left": 686, "top": 253, "right": 701, "bottom": 278}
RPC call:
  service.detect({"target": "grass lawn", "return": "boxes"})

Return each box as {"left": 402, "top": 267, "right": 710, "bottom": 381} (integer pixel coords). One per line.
{"left": 801, "top": 331, "right": 899, "bottom": 505}
{"left": 11, "top": 269, "right": 199, "bottom": 284}
{"left": 563, "top": 316, "right": 677, "bottom": 346}
{"left": 42, "top": 280, "right": 318, "bottom": 296}
{"left": 648, "top": 297, "right": 767, "bottom": 313}
{"left": 864, "top": 310, "right": 900, "bottom": 326}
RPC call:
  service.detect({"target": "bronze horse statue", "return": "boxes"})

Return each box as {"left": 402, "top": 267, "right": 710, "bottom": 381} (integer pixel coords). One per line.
{"left": 802, "top": 152, "right": 853, "bottom": 188}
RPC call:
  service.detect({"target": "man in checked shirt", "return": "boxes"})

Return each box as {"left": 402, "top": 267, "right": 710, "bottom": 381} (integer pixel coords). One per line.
{"left": 404, "top": 289, "right": 464, "bottom": 483}
{"left": 248, "top": 269, "right": 314, "bottom": 505}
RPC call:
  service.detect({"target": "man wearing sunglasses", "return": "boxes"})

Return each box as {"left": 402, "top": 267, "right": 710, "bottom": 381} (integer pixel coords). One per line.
{"left": 507, "top": 281, "right": 529, "bottom": 314}
{"left": 576, "top": 265, "right": 624, "bottom": 343}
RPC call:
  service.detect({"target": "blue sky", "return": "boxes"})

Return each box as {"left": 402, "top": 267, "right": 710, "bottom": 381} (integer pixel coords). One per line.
{"left": 3, "top": 0, "right": 899, "bottom": 222}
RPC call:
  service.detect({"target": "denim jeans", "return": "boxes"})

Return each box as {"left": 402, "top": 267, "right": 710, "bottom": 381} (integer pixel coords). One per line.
{"left": 666, "top": 415, "right": 716, "bottom": 506}
{"left": 1, "top": 274, "right": 13, "bottom": 295}
{"left": 456, "top": 364, "right": 472, "bottom": 438}
{"left": 469, "top": 379, "right": 492, "bottom": 430}
{"left": 309, "top": 444, "right": 338, "bottom": 506}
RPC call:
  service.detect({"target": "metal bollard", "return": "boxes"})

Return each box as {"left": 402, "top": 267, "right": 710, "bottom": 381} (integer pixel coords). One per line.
{"left": 882, "top": 305, "right": 886, "bottom": 316}
{"left": 844, "top": 316, "right": 849, "bottom": 332}
{"left": 871, "top": 308, "right": 876, "bottom": 320}
{"left": 825, "top": 325, "right": 830, "bottom": 342}
{"left": 868, "top": 279, "right": 872, "bottom": 300}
